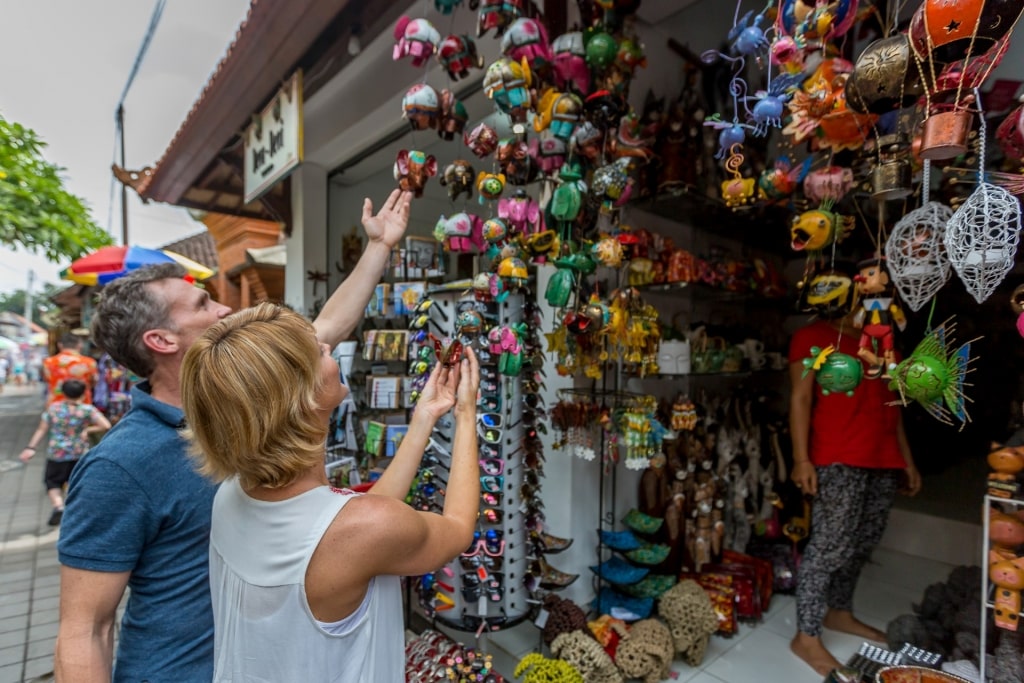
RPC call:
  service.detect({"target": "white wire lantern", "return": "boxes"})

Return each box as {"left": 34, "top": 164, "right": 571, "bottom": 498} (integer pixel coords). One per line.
{"left": 944, "top": 182, "right": 1022, "bottom": 304}
{"left": 885, "top": 201, "right": 954, "bottom": 311}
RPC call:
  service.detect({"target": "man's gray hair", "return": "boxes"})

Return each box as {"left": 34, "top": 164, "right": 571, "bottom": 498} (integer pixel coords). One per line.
{"left": 90, "top": 263, "right": 187, "bottom": 378}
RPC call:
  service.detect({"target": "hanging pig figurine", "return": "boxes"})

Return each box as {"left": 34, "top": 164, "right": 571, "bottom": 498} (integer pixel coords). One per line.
{"left": 498, "top": 188, "right": 542, "bottom": 237}
{"left": 477, "top": 0, "right": 524, "bottom": 37}
{"left": 393, "top": 17, "right": 441, "bottom": 67}
{"left": 437, "top": 34, "right": 484, "bottom": 81}
{"left": 534, "top": 89, "right": 583, "bottom": 141}
{"left": 436, "top": 89, "right": 468, "bottom": 141}
{"left": 394, "top": 150, "right": 438, "bottom": 198}
{"left": 434, "top": 212, "right": 484, "bottom": 253}
{"left": 551, "top": 32, "right": 590, "bottom": 95}
{"left": 483, "top": 57, "right": 533, "bottom": 123}
{"left": 803, "top": 165, "right": 855, "bottom": 205}
{"left": 531, "top": 135, "right": 567, "bottom": 176}
{"left": 500, "top": 17, "right": 553, "bottom": 72}
{"left": 464, "top": 122, "right": 500, "bottom": 158}
{"left": 401, "top": 84, "right": 441, "bottom": 132}
{"left": 439, "top": 160, "right": 475, "bottom": 202}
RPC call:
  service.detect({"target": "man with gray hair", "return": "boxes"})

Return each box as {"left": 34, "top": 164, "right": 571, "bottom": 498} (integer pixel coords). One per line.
{"left": 55, "top": 189, "right": 413, "bottom": 682}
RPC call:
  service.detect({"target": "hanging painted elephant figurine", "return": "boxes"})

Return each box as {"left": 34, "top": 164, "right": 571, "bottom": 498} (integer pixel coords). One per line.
{"left": 439, "top": 160, "right": 475, "bottom": 202}
{"left": 550, "top": 162, "right": 586, "bottom": 223}
{"left": 464, "top": 122, "right": 500, "bottom": 158}
{"left": 534, "top": 89, "right": 583, "bottom": 141}
{"left": 531, "top": 135, "right": 567, "bottom": 176}
{"left": 495, "top": 137, "right": 539, "bottom": 185}
{"left": 483, "top": 57, "right": 533, "bottom": 123}
{"left": 500, "top": 17, "right": 552, "bottom": 71}
{"left": 476, "top": 0, "right": 524, "bottom": 37}
{"left": 497, "top": 189, "right": 542, "bottom": 237}
{"left": 436, "top": 89, "right": 468, "bottom": 141}
{"left": 434, "top": 212, "right": 483, "bottom": 253}
{"left": 394, "top": 150, "right": 437, "bottom": 198}
{"left": 401, "top": 84, "right": 440, "bottom": 132}
{"left": 393, "top": 17, "right": 441, "bottom": 67}
{"left": 437, "top": 34, "right": 483, "bottom": 81}
{"left": 551, "top": 31, "right": 589, "bottom": 95}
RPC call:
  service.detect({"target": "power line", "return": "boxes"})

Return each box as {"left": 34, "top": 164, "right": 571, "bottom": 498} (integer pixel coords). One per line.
{"left": 110, "top": 0, "right": 168, "bottom": 244}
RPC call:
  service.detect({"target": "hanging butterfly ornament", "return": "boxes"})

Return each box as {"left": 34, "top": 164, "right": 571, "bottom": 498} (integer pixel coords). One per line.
{"left": 888, "top": 320, "right": 976, "bottom": 429}
{"left": 427, "top": 333, "right": 464, "bottom": 367}
{"left": 802, "top": 345, "right": 863, "bottom": 397}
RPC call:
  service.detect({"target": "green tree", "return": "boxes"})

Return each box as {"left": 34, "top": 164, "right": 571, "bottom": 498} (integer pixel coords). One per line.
{"left": 0, "top": 114, "right": 112, "bottom": 261}
{"left": 0, "top": 282, "right": 64, "bottom": 327}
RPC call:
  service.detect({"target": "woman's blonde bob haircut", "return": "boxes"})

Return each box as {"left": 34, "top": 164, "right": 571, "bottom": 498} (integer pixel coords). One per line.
{"left": 181, "top": 302, "right": 329, "bottom": 489}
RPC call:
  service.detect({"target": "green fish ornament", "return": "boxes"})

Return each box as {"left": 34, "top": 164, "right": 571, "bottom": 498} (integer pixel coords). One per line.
{"left": 888, "top": 320, "right": 975, "bottom": 428}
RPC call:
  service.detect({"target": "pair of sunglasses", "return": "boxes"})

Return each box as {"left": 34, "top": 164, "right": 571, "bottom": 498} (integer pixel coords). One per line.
{"left": 459, "top": 610, "right": 508, "bottom": 633}
{"left": 481, "top": 475, "right": 503, "bottom": 493}
{"left": 479, "top": 507, "right": 503, "bottom": 524}
{"left": 478, "top": 394, "right": 501, "bottom": 412}
{"left": 482, "top": 490, "right": 501, "bottom": 507}
{"left": 478, "top": 426, "right": 503, "bottom": 445}
{"left": 479, "top": 458, "right": 504, "bottom": 476}
{"left": 461, "top": 572, "right": 504, "bottom": 602}
{"left": 460, "top": 552, "right": 503, "bottom": 572}
{"left": 464, "top": 529, "right": 504, "bottom": 557}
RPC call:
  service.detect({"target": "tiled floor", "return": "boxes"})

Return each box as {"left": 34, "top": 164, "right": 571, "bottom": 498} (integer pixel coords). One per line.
{"left": 471, "top": 546, "right": 959, "bottom": 683}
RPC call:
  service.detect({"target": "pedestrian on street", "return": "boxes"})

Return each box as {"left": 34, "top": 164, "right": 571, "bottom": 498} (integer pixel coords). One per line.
{"left": 43, "top": 333, "right": 98, "bottom": 404}
{"left": 54, "top": 189, "right": 413, "bottom": 683}
{"left": 181, "top": 304, "right": 479, "bottom": 682}
{"left": 19, "top": 379, "right": 111, "bottom": 526}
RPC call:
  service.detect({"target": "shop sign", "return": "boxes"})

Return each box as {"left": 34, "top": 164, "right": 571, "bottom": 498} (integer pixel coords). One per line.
{"left": 244, "top": 70, "right": 303, "bottom": 204}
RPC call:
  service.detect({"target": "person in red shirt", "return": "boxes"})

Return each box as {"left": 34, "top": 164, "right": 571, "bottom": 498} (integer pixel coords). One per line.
{"left": 787, "top": 267, "right": 921, "bottom": 677}
{"left": 43, "top": 334, "right": 98, "bottom": 405}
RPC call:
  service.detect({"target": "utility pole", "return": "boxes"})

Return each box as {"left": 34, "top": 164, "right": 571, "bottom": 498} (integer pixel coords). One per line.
{"left": 118, "top": 105, "right": 129, "bottom": 245}
{"left": 22, "top": 270, "right": 34, "bottom": 343}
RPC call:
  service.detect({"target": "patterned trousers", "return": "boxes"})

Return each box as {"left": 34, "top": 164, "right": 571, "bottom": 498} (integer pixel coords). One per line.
{"left": 796, "top": 464, "right": 901, "bottom": 636}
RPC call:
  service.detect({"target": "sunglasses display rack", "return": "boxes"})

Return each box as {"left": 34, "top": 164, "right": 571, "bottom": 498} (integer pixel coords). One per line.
{"left": 409, "top": 289, "right": 537, "bottom": 636}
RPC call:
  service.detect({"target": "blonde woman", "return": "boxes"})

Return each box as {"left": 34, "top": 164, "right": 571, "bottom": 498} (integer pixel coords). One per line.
{"left": 181, "top": 303, "right": 480, "bottom": 682}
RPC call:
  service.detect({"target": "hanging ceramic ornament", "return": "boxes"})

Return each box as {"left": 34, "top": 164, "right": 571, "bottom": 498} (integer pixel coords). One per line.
{"left": 888, "top": 319, "right": 975, "bottom": 429}
{"left": 884, "top": 198, "right": 953, "bottom": 312}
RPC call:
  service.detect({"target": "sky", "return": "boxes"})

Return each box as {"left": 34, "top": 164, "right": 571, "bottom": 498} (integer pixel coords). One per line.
{"left": 0, "top": 0, "right": 252, "bottom": 294}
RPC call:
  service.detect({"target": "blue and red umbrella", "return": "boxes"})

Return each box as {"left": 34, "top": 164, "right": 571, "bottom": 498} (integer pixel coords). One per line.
{"left": 61, "top": 245, "right": 215, "bottom": 286}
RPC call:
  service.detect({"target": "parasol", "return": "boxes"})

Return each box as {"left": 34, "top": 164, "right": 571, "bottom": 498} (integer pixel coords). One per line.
{"left": 61, "top": 245, "right": 215, "bottom": 286}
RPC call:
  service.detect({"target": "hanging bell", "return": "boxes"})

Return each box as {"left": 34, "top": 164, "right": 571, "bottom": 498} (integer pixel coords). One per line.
{"left": 919, "top": 111, "right": 972, "bottom": 160}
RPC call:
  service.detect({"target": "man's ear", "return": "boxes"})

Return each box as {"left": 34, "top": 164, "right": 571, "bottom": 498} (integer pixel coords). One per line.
{"left": 141, "top": 328, "right": 181, "bottom": 356}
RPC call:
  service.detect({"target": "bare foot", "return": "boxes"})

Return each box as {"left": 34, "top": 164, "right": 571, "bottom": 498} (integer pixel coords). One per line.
{"left": 791, "top": 632, "right": 841, "bottom": 677}
{"left": 823, "top": 609, "right": 887, "bottom": 642}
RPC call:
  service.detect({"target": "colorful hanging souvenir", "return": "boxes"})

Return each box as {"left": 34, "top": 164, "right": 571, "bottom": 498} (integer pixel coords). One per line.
{"left": 997, "top": 103, "right": 1024, "bottom": 162}
{"left": 852, "top": 257, "right": 907, "bottom": 376}
{"left": 500, "top": 17, "right": 552, "bottom": 71}
{"left": 392, "top": 17, "right": 441, "bottom": 67}
{"left": 401, "top": 84, "right": 440, "bottom": 131}
{"left": 790, "top": 204, "right": 855, "bottom": 252}
{"left": 476, "top": 171, "right": 506, "bottom": 203}
{"left": 551, "top": 31, "right": 590, "bottom": 95}
{"left": 944, "top": 181, "right": 1023, "bottom": 303}
{"left": 590, "top": 158, "right": 635, "bottom": 211}
{"left": 434, "top": 212, "right": 483, "bottom": 253}
{"left": 436, "top": 89, "right": 468, "bottom": 141}
{"left": 888, "top": 320, "right": 975, "bottom": 428}
{"left": 464, "top": 122, "right": 500, "bottom": 158}
{"left": 482, "top": 57, "right": 533, "bottom": 122}
{"left": 476, "top": 0, "right": 524, "bottom": 38}
{"left": 393, "top": 150, "right": 437, "bottom": 198}
{"left": 534, "top": 89, "right": 583, "bottom": 140}
{"left": 778, "top": 0, "right": 859, "bottom": 47}
{"left": 439, "top": 160, "right": 475, "bottom": 202}
{"left": 802, "top": 345, "right": 863, "bottom": 397}
{"left": 884, "top": 201, "right": 954, "bottom": 312}
{"left": 497, "top": 189, "right": 541, "bottom": 236}
{"left": 803, "top": 165, "right": 854, "bottom": 204}
{"left": 845, "top": 34, "right": 923, "bottom": 115}
{"left": 437, "top": 34, "right": 484, "bottom": 81}
{"left": 720, "top": 144, "right": 755, "bottom": 209}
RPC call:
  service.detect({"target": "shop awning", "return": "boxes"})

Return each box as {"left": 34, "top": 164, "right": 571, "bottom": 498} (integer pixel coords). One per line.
{"left": 130, "top": 0, "right": 402, "bottom": 224}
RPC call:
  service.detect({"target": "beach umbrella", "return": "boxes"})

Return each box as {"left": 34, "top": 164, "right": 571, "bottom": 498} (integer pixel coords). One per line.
{"left": 61, "top": 245, "right": 215, "bottom": 286}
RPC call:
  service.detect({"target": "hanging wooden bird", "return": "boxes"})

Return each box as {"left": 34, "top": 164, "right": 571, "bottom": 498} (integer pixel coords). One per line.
{"left": 887, "top": 319, "right": 976, "bottom": 429}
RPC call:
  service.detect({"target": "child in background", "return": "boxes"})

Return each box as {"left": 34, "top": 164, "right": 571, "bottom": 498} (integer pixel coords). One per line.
{"left": 20, "top": 379, "right": 111, "bottom": 526}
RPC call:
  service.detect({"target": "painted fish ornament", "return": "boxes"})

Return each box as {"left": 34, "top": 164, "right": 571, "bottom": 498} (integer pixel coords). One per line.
{"left": 888, "top": 320, "right": 975, "bottom": 428}
{"left": 791, "top": 206, "right": 855, "bottom": 252}
{"left": 802, "top": 345, "right": 862, "bottom": 397}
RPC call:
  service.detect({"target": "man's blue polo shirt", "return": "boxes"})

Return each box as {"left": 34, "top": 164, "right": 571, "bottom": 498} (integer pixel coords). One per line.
{"left": 59, "top": 382, "right": 217, "bottom": 682}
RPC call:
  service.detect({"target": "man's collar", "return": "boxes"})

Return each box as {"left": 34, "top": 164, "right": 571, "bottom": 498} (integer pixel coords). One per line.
{"left": 131, "top": 381, "right": 186, "bottom": 429}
